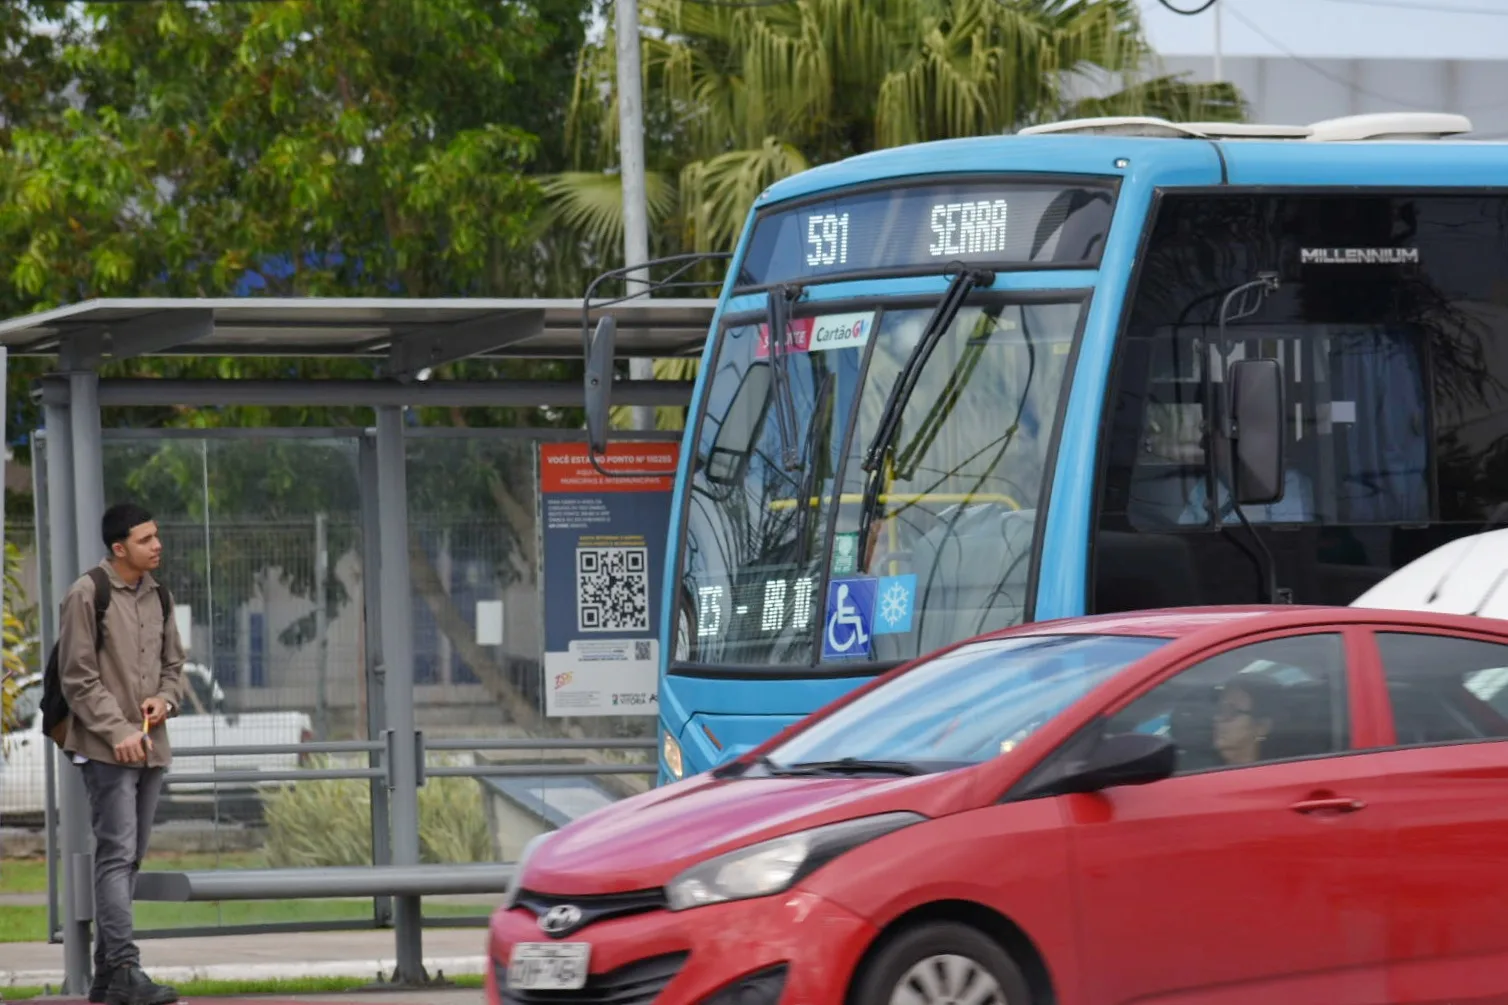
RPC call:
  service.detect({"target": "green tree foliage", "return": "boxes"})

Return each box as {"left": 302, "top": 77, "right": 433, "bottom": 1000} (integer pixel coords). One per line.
{"left": 2, "top": 539, "right": 39, "bottom": 735}
{"left": 553, "top": 0, "right": 1246, "bottom": 256}
{"left": 0, "top": 0, "right": 595, "bottom": 452}
{"left": 0, "top": 1, "right": 603, "bottom": 737}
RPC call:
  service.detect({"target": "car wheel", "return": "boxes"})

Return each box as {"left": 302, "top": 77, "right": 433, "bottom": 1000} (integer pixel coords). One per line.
{"left": 853, "top": 921, "right": 1033, "bottom": 1005}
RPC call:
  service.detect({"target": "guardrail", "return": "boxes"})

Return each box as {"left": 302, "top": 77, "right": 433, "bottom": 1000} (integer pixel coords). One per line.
{"left": 43, "top": 735, "right": 658, "bottom": 949}
{"left": 157, "top": 735, "right": 658, "bottom": 787}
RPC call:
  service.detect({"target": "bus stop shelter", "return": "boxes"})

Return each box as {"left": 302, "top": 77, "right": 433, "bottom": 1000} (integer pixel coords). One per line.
{"left": 0, "top": 297, "right": 716, "bottom": 991}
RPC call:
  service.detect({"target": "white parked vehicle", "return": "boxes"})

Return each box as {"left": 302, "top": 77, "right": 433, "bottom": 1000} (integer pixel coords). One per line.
{"left": 1, "top": 663, "right": 312, "bottom": 823}
{"left": 1351, "top": 526, "right": 1508, "bottom": 619}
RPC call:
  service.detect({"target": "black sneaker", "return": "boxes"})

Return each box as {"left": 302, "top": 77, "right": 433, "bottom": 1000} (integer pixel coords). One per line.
{"left": 88, "top": 966, "right": 113, "bottom": 1003}
{"left": 104, "top": 965, "right": 179, "bottom": 1005}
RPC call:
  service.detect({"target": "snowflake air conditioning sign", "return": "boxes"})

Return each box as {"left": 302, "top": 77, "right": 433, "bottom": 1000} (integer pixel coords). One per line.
{"left": 538, "top": 442, "right": 679, "bottom": 717}
{"left": 820, "top": 573, "right": 917, "bottom": 662}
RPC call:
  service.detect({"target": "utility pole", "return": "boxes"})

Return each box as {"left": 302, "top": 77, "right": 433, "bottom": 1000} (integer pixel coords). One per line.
{"left": 1212, "top": 0, "right": 1223, "bottom": 83}
{"left": 615, "top": 0, "right": 655, "bottom": 431}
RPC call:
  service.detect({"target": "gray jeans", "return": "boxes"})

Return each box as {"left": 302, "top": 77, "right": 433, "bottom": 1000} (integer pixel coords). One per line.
{"left": 79, "top": 760, "right": 164, "bottom": 971}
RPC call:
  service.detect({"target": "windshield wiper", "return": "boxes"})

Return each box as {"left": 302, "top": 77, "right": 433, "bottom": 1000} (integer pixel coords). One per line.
{"left": 795, "top": 371, "right": 835, "bottom": 566}
{"left": 855, "top": 267, "right": 994, "bottom": 554}
{"left": 787, "top": 758, "right": 926, "bottom": 776}
{"left": 713, "top": 754, "right": 823, "bottom": 779}
{"left": 766, "top": 285, "right": 804, "bottom": 471}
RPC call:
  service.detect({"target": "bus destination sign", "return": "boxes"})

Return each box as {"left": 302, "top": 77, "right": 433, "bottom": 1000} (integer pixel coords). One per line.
{"left": 736, "top": 178, "right": 1116, "bottom": 289}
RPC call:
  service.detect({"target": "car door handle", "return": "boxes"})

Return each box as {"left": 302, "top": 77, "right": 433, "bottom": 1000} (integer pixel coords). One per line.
{"left": 1290, "top": 797, "right": 1366, "bottom": 814}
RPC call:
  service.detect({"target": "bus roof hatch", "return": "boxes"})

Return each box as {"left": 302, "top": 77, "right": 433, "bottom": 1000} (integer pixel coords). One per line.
{"left": 1018, "top": 112, "right": 1474, "bottom": 143}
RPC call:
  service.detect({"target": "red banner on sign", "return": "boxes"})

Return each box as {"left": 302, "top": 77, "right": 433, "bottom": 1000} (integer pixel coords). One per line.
{"left": 539, "top": 442, "right": 680, "bottom": 494}
{"left": 755, "top": 317, "right": 814, "bottom": 359}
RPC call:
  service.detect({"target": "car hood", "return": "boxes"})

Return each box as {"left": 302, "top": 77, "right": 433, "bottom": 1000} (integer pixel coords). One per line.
{"left": 521, "top": 767, "right": 975, "bottom": 895}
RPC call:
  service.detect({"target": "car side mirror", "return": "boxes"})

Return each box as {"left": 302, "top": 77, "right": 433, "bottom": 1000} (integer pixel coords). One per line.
{"left": 1229, "top": 357, "right": 1284, "bottom": 507}
{"left": 1042, "top": 732, "right": 1177, "bottom": 796}
{"left": 584, "top": 315, "right": 617, "bottom": 456}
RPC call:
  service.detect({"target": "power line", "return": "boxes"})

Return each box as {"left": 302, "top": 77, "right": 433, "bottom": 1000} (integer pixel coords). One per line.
{"left": 1156, "top": 0, "right": 1219, "bottom": 12}
{"left": 1222, "top": 1, "right": 1508, "bottom": 114}
{"left": 675, "top": 0, "right": 797, "bottom": 6}
{"left": 1316, "top": 0, "right": 1508, "bottom": 15}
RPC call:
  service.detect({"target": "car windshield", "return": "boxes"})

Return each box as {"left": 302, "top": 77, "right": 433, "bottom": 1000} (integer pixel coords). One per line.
{"left": 765, "top": 633, "right": 1169, "bottom": 769}
{"left": 677, "top": 298, "right": 1084, "bottom": 669}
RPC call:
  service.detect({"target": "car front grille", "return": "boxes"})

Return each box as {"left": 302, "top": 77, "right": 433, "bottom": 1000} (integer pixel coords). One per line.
{"left": 496, "top": 951, "right": 688, "bottom": 1004}
{"left": 514, "top": 888, "right": 668, "bottom": 937}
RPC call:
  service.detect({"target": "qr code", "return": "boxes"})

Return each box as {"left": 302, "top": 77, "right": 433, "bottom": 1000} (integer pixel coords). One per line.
{"left": 634, "top": 640, "right": 652, "bottom": 661}
{"left": 576, "top": 546, "right": 650, "bottom": 633}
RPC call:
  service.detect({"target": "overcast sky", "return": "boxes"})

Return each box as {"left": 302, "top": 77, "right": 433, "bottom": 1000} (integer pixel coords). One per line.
{"left": 1136, "top": 0, "right": 1508, "bottom": 61}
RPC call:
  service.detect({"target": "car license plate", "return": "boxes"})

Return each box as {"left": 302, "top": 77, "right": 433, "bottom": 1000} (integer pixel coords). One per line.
{"left": 507, "top": 942, "right": 591, "bottom": 991}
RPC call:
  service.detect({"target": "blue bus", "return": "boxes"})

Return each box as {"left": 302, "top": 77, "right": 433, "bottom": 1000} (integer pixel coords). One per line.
{"left": 584, "top": 112, "right": 1508, "bottom": 784}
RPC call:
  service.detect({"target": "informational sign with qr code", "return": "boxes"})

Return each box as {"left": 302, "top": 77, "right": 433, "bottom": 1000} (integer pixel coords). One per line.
{"left": 576, "top": 546, "right": 650, "bottom": 633}
{"left": 539, "top": 443, "right": 678, "bottom": 718}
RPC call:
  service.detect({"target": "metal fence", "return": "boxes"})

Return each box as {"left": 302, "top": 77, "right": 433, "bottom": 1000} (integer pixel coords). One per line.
{"left": 3, "top": 428, "right": 667, "bottom": 939}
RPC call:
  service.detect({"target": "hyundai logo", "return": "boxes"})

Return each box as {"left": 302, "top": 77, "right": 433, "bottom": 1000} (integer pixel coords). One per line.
{"left": 539, "top": 904, "right": 584, "bottom": 936}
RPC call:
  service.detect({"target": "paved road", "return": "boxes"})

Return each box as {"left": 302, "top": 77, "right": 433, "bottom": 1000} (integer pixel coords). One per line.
{"left": 12, "top": 991, "right": 487, "bottom": 1005}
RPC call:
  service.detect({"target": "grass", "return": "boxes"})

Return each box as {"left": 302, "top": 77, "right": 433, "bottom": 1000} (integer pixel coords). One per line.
{"left": 0, "top": 975, "right": 487, "bottom": 1000}
{"left": 3, "top": 853, "right": 268, "bottom": 896}
{"left": 1, "top": 850, "right": 497, "bottom": 943}
{"left": 0, "top": 899, "right": 490, "bottom": 943}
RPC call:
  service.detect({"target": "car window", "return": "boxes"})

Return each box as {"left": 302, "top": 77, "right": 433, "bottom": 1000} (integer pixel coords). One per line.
{"left": 1104, "top": 634, "right": 1350, "bottom": 774}
{"left": 1375, "top": 632, "right": 1508, "bottom": 747}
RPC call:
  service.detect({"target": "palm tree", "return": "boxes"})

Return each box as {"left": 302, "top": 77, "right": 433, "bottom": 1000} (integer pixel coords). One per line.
{"left": 547, "top": 0, "right": 1245, "bottom": 425}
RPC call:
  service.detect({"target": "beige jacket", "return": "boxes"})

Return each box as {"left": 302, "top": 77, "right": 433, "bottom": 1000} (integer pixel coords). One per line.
{"left": 58, "top": 560, "right": 186, "bottom": 767}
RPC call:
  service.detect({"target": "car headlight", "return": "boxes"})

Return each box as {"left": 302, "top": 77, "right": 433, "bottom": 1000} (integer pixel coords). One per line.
{"left": 502, "top": 832, "right": 551, "bottom": 910}
{"left": 665, "top": 812, "right": 925, "bottom": 912}
{"left": 662, "top": 730, "right": 685, "bottom": 780}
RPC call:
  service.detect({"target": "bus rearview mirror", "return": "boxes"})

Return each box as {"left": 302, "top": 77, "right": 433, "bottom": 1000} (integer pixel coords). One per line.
{"left": 585, "top": 315, "right": 617, "bottom": 455}
{"left": 1229, "top": 358, "right": 1284, "bottom": 507}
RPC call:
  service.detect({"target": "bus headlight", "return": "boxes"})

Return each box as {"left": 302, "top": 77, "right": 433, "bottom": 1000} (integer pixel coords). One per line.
{"left": 664, "top": 813, "right": 925, "bottom": 911}
{"left": 662, "top": 730, "right": 685, "bottom": 780}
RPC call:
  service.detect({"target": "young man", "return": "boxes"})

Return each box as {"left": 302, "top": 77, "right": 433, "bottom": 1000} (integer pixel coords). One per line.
{"left": 58, "top": 503, "right": 185, "bottom": 1005}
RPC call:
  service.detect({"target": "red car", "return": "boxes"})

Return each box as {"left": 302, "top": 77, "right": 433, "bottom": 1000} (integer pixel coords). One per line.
{"left": 487, "top": 606, "right": 1508, "bottom": 1005}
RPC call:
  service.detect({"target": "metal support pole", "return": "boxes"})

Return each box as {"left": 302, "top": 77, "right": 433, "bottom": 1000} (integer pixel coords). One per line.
{"left": 44, "top": 395, "right": 91, "bottom": 994}
{"left": 1213, "top": 0, "right": 1223, "bottom": 83}
{"left": 314, "top": 511, "right": 330, "bottom": 741}
{"left": 614, "top": 0, "right": 655, "bottom": 432}
{"left": 70, "top": 372, "right": 107, "bottom": 991}
{"left": 33, "top": 430, "right": 66, "bottom": 943}
{"left": 358, "top": 435, "right": 393, "bottom": 927}
{"left": 373, "top": 408, "right": 424, "bottom": 983}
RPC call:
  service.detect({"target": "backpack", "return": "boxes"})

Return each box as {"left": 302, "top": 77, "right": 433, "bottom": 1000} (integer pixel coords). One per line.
{"left": 40, "top": 567, "right": 173, "bottom": 748}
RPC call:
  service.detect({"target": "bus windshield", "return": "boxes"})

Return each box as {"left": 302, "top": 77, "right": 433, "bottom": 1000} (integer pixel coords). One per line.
{"left": 677, "top": 296, "right": 1085, "bottom": 670}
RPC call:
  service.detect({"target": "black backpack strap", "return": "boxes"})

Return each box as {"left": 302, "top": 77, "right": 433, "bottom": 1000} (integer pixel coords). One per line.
{"left": 156, "top": 584, "right": 173, "bottom": 655}
{"left": 84, "top": 567, "right": 112, "bottom": 651}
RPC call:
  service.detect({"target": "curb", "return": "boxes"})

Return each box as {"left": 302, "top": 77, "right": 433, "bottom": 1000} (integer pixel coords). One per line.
{"left": 1, "top": 956, "right": 488, "bottom": 989}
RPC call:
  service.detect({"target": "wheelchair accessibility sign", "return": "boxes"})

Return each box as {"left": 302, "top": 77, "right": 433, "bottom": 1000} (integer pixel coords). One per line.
{"left": 823, "top": 577, "right": 876, "bottom": 660}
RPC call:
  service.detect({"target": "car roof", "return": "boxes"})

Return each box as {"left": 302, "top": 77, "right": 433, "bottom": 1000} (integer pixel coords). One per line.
{"left": 1003, "top": 605, "right": 1508, "bottom": 644}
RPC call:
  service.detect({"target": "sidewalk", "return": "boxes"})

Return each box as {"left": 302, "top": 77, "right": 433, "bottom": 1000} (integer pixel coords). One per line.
{"left": 1, "top": 929, "right": 489, "bottom": 990}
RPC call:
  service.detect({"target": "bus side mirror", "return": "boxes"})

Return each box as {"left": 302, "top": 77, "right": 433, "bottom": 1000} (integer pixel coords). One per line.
{"left": 1229, "top": 358, "right": 1284, "bottom": 506}
{"left": 585, "top": 315, "right": 617, "bottom": 455}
